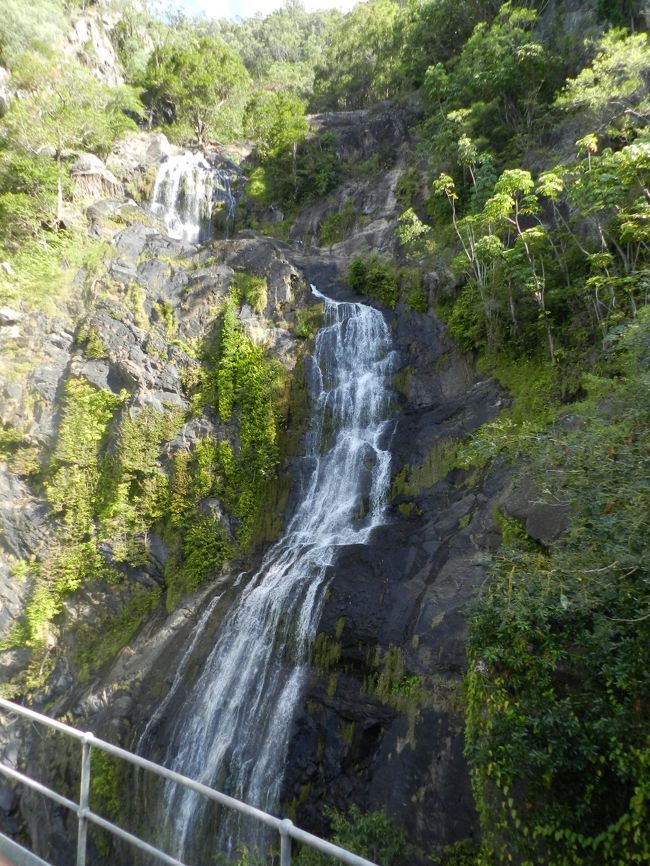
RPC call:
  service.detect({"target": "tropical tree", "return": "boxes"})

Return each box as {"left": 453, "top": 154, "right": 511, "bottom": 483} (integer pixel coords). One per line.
{"left": 555, "top": 30, "right": 650, "bottom": 135}
{"left": 142, "top": 36, "right": 251, "bottom": 143}
{"left": 244, "top": 91, "right": 309, "bottom": 161}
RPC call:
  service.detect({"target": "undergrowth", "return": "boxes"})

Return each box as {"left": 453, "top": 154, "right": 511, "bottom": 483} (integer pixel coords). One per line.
{"left": 466, "top": 310, "right": 650, "bottom": 865}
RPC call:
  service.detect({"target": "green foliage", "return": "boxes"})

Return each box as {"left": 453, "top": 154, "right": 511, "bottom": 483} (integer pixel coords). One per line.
{"left": 215, "top": 292, "right": 289, "bottom": 548}
{"left": 97, "top": 405, "right": 184, "bottom": 566}
{"left": 431, "top": 840, "right": 480, "bottom": 866}
{"left": 0, "top": 0, "right": 67, "bottom": 67}
{"left": 217, "top": 1, "right": 338, "bottom": 99}
{"left": 397, "top": 207, "right": 433, "bottom": 261}
{"left": 312, "top": 0, "right": 402, "bottom": 110}
{"left": 294, "top": 305, "right": 324, "bottom": 340}
{"left": 142, "top": 36, "right": 251, "bottom": 143}
{"left": 466, "top": 311, "right": 650, "bottom": 865}
{"left": 232, "top": 272, "right": 268, "bottom": 314}
{"left": 90, "top": 750, "right": 121, "bottom": 820}
{"left": 295, "top": 805, "right": 406, "bottom": 866}
{"left": 556, "top": 30, "right": 650, "bottom": 135}
{"left": 76, "top": 323, "right": 108, "bottom": 360}
{"left": 243, "top": 91, "right": 309, "bottom": 160}
{"left": 0, "top": 230, "right": 110, "bottom": 313}
{"left": 3, "top": 54, "right": 141, "bottom": 159}
{"left": 2, "top": 379, "right": 124, "bottom": 683}
{"left": 0, "top": 151, "right": 64, "bottom": 247}
{"left": 396, "top": 0, "right": 501, "bottom": 89}
{"left": 452, "top": 354, "right": 557, "bottom": 472}
{"left": 348, "top": 254, "right": 399, "bottom": 309}
{"left": 596, "top": 0, "right": 646, "bottom": 27}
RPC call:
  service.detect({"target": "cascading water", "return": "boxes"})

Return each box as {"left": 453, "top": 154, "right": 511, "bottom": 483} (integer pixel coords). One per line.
{"left": 151, "top": 152, "right": 236, "bottom": 244}
{"left": 157, "top": 287, "right": 396, "bottom": 862}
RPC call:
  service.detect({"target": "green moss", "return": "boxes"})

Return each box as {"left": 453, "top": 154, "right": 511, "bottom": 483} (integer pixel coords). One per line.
{"left": 152, "top": 299, "right": 176, "bottom": 336}
{"left": 75, "top": 586, "right": 162, "bottom": 680}
{"left": 453, "top": 355, "right": 556, "bottom": 471}
{"left": 312, "top": 632, "right": 342, "bottom": 672}
{"left": 396, "top": 165, "right": 420, "bottom": 209}
{"left": 341, "top": 720, "right": 355, "bottom": 746}
{"left": 392, "top": 366, "right": 412, "bottom": 397}
{"left": 405, "top": 276, "right": 428, "bottom": 313}
{"left": 362, "top": 645, "right": 433, "bottom": 717}
{"left": 391, "top": 439, "right": 459, "bottom": 497}
{"left": 0, "top": 425, "right": 40, "bottom": 477}
{"left": 90, "top": 749, "right": 121, "bottom": 819}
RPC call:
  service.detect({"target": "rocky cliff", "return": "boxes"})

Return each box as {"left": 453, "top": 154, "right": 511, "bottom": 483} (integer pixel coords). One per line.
{"left": 0, "top": 115, "right": 540, "bottom": 863}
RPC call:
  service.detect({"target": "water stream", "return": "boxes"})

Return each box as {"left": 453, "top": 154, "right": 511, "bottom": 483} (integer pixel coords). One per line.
{"left": 156, "top": 288, "right": 396, "bottom": 861}
{"left": 151, "top": 151, "right": 236, "bottom": 243}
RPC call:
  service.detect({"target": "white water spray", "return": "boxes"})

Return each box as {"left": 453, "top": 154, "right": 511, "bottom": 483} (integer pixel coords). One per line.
{"left": 151, "top": 152, "right": 236, "bottom": 244}
{"left": 159, "top": 287, "right": 397, "bottom": 861}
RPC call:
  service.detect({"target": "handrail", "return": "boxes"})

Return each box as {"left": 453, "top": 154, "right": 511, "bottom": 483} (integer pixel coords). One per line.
{"left": 0, "top": 698, "right": 380, "bottom": 866}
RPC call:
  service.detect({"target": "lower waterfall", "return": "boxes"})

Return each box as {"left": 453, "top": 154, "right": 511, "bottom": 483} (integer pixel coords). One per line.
{"left": 158, "top": 287, "right": 396, "bottom": 861}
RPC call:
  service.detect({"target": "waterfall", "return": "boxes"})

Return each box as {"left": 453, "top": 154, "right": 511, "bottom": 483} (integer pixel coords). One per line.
{"left": 158, "top": 287, "right": 397, "bottom": 861}
{"left": 150, "top": 152, "right": 236, "bottom": 244}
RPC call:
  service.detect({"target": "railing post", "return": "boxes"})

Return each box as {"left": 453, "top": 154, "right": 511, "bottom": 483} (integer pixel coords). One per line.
{"left": 77, "top": 733, "right": 93, "bottom": 866}
{"left": 279, "top": 818, "right": 293, "bottom": 866}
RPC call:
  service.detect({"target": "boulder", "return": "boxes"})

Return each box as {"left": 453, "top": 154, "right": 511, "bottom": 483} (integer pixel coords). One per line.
{"left": 107, "top": 132, "right": 174, "bottom": 185}
{"left": 71, "top": 153, "right": 124, "bottom": 201}
{"left": 500, "top": 476, "right": 569, "bottom": 544}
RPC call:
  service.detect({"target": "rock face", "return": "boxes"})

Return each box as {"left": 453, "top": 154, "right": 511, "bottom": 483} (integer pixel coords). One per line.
{"left": 289, "top": 104, "right": 420, "bottom": 255}
{"left": 65, "top": 9, "right": 124, "bottom": 87}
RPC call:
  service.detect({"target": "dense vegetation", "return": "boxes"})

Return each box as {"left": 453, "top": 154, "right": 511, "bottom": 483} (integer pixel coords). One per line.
{"left": 1, "top": 0, "right": 649, "bottom": 863}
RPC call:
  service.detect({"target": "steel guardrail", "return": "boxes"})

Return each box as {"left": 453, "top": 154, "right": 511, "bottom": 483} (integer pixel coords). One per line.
{"left": 0, "top": 697, "right": 380, "bottom": 866}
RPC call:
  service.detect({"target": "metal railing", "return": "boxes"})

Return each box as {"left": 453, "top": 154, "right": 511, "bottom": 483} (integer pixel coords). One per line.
{"left": 0, "top": 698, "right": 379, "bottom": 866}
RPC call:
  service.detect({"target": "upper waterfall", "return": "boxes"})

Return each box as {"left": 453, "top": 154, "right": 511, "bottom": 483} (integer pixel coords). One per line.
{"left": 150, "top": 151, "right": 236, "bottom": 244}
{"left": 154, "top": 287, "right": 397, "bottom": 862}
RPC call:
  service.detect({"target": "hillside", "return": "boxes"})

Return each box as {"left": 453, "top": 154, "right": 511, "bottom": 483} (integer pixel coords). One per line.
{"left": 0, "top": 1, "right": 649, "bottom": 865}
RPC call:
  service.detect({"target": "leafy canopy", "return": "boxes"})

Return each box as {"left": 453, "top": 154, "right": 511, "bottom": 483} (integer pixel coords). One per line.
{"left": 142, "top": 35, "right": 251, "bottom": 144}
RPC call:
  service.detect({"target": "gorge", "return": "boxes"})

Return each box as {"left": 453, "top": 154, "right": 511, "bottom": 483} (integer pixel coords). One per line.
{"left": 1, "top": 2, "right": 649, "bottom": 865}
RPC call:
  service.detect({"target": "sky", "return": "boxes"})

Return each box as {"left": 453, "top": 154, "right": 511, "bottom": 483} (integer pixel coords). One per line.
{"left": 174, "top": 0, "right": 358, "bottom": 22}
